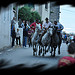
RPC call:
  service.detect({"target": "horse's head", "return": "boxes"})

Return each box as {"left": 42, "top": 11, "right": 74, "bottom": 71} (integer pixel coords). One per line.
{"left": 52, "top": 25, "right": 58, "bottom": 34}
{"left": 35, "top": 25, "right": 41, "bottom": 32}
{"left": 47, "top": 25, "right": 54, "bottom": 36}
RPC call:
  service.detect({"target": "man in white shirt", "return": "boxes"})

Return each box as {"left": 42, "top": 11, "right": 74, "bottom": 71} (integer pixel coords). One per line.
{"left": 38, "top": 18, "right": 52, "bottom": 44}
{"left": 43, "top": 20, "right": 52, "bottom": 29}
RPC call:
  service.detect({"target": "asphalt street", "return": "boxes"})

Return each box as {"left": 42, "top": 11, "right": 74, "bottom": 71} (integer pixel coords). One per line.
{"left": 0, "top": 43, "right": 68, "bottom": 71}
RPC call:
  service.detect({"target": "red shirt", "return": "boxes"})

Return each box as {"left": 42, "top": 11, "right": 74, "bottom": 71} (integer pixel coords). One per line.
{"left": 30, "top": 22, "right": 42, "bottom": 32}
{"left": 58, "top": 56, "right": 75, "bottom": 68}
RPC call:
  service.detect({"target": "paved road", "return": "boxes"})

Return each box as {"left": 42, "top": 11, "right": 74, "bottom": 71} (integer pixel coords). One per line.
{"left": 0, "top": 43, "right": 68, "bottom": 71}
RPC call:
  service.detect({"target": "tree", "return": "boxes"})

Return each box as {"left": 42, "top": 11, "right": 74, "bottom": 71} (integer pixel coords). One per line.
{"left": 18, "top": 6, "right": 41, "bottom": 24}
{"left": 30, "top": 11, "right": 41, "bottom": 23}
{"left": 18, "top": 6, "right": 32, "bottom": 21}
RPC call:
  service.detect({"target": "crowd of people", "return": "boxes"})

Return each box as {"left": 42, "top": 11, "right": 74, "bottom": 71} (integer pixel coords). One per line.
{"left": 11, "top": 17, "right": 34, "bottom": 48}
{"left": 11, "top": 17, "right": 75, "bottom": 68}
{"left": 11, "top": 17, "right": 65, "bottom": 48}
{"left": 62, "top": 33, "right": 75, "bottom": 44}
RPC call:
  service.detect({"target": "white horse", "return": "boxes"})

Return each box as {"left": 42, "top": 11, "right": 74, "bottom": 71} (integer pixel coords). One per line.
{"left": 38, "top": 27, "right": 53, "bottom": 56}
{"left": 31, "top": 25, "right": 41, "bottom": 56}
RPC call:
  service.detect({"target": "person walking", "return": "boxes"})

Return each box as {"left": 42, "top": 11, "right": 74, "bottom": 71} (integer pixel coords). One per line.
{"left": 23, "top": 21, "right": 29, "bottom": 48}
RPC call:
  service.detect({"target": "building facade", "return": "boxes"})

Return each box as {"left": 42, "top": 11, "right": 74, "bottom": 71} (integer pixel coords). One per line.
{"left": 34, "top": 3, "right": 50, "bottom": 23}
{"left": 49, "top": 2, "right": 60, "bottom": 23}
{"left": 0, "top": 4, "right": 14, "bottom": 50}
{"left": 34, "top": 2, "right": 60, "bottom": 23}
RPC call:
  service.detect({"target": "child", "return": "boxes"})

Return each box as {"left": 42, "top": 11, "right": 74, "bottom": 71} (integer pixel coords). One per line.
{"left": 16, "top": 28, "right": 21, "bottom": 46}
{"left": 58, "top": 43, "right": 75, "bottom": 68}
{"left": 23, "top": 21, "right": 29, "bottom": 48}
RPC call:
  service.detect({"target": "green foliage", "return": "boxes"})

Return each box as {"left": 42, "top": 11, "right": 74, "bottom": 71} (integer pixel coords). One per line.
{"left": 30, "top": 11, "right": 41, "bottom": 23}
{"left": 18, "top": 6, "right": 32, "bottom": 21}
{"left": 18, "top": 6, "right": 41, "bottom": 23}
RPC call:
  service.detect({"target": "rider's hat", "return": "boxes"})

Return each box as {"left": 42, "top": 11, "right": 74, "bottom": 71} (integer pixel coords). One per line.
{"left": 45, "top": 17, "right": 48, "bottom": 20}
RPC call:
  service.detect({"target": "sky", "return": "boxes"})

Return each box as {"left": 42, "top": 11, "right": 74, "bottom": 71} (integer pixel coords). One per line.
{"left": 60, "top": 5, "right": 75, "bottom": 34}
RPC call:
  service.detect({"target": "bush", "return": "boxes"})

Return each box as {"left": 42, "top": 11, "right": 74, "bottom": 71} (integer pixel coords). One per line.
{"left": 18, "top": 6, "right": 32, "bottom": 21}
{"left": 30, "top": 11, "right": 41, "bottom": 23}
{"left": 18, "top": 6, "right": 41, "bottom": 23}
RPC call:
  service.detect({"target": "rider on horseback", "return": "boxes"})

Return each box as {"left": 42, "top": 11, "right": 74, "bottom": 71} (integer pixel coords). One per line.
{"left": 30, "top": 19, "right": 42, "bottom": 32}
{"left": 54, "top": 21, "right": 64, "bottom": 43}
{"left": 38, "top": 17, "right": 52, "bottom": 44}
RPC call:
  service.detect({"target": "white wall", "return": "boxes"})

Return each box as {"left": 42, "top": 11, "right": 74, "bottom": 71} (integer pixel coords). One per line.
{"left": 41, "top": 3, "right": 50, "bottom": 23}
{"left": 34, "top": 3, "right": 50, "bottom": 23}
{"left": 0, "top": 4, "right": 14, "bottom": 50}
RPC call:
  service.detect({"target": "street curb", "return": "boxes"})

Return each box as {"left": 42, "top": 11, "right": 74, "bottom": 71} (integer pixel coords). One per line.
{"left": 0, "top": 46, "right": 12, "bottom": 52}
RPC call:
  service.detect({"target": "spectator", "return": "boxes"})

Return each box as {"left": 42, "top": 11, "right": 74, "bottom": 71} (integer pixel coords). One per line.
{"left": 23, "top": 21, "right": 29, "bottom": 48}
{"left": 11, "top": 17, "right": 16, "bottom": 27}
{"left": 26, "top": 21, "right": 30, "bottom": 29}
{"left": 11, "top": 17, "right": 16, "bottom": 37}
{"left": 64, "top": 34, "right": 67, "bottom": 43}
{"left": 16, "top": 28, "right": 21, "bottom": 47}
{"left": 21, "top": 20, "right": 25, "bottom": 28}
{"left": 11, "top": 27, "right": 16, "bottom": 47}
{"left": 58, "top": 43, "right": 75, "bottom": 68}
{"left": 18, "top": 18, "right": 22, "bottom": 28}
{"left": 73, "top": 36, "right": 75, "bottom": 43}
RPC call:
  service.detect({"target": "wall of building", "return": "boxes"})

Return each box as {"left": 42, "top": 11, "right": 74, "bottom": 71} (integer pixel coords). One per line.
{"left": 34, "top": 2, "right": 60, "bottom": 24}
{"left": 34, "top": 3, "right": 50, "bottom": 23}
{"left": 41, "top": 3, "right": 50, "bottom": 23}
{"left": 49, "top": 2, "right": 60, "bottom": 23}
{"left": 0, "top": 4, "right": 14, "bottom": 50}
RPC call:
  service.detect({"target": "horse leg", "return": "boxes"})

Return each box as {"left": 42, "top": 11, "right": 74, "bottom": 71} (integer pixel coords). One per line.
{"left": 58, "top": 45, "right": 60, "bottom": 55}
{"left": 53, "top": 47, "right": 56, "bottom": 57}
{"left": 45, "top": 46, "right": 47, "bottom": 54}
{"left": 38, "top": 45, "right": 41, "bottom": 56}
{"left": 35, "top": 44, "right": 38, "bottom": 56}
{"left": 42, "top": 46, "right": 45, "bottom": 56}
{"left": 47, "top": 44, "right": 51, "bottom": 53}
{"left": 33, "top": 44, "right": 35, "bottom": 56}
{"left": 51, "top": 46, "right": 53, "bottom": 56}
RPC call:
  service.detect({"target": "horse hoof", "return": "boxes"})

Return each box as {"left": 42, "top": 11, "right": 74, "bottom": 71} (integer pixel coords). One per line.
{"left": 38, "top": 52, "right": 40, "bottom": 56}
{"left": 42, "top": 54, "right": 44, "bottom": 56}
{"left": 45, "top": 51, "right": 46, "bottom": 54}
{"left": 33, "top": 54, "right": 35, "bottom": 56}
{"left": 53, "top": 55, "right": 55, "bottom": 57}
